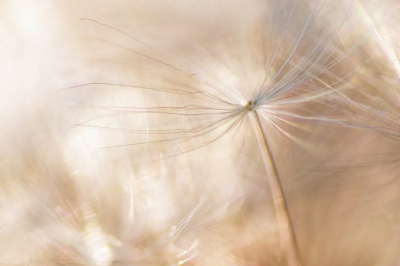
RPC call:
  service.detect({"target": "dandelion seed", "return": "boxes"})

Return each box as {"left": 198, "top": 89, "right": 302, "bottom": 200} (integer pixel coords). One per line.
{"left": 2, "top": 0, "right": 396, "bottom": 265}
{"left": 62, "top": 1, "right": 388, "bottom": 265}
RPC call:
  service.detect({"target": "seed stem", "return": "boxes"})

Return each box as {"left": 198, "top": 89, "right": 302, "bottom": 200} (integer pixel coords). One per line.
{"left": 252, "top": 110, "right": 302, "bottom": 266}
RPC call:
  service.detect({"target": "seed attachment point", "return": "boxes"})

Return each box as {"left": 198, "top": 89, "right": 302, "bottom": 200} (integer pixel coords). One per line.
{"left": 243, "top": 100, "right": 258, "bottom": 111}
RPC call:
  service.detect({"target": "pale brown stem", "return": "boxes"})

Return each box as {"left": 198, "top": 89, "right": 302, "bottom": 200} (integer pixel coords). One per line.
{"left": 252, "top": 110, "right": 302, "bottom": 266}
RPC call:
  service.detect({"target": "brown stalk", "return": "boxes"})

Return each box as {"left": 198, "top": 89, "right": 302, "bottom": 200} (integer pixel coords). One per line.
{"left": 252, "top": 110, "right": 302, "bottom": 266}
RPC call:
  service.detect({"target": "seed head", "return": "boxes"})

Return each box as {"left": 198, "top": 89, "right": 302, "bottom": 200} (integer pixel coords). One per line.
{"left": 242, "top": 99, "right": 258, "bottom": 112}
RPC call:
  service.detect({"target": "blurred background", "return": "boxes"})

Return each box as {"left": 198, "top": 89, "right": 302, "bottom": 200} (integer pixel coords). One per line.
{"left": 1, "top": 1, "right": 400, "bottom": 265}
